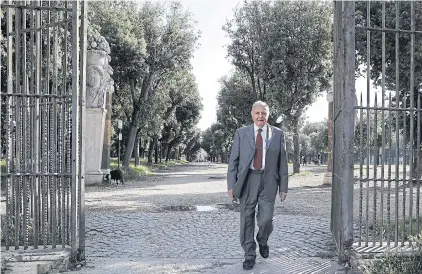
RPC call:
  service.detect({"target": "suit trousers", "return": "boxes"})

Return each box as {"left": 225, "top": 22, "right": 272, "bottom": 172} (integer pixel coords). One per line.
{"left": 239, "top": 169, "right": 275, "bottom": 260}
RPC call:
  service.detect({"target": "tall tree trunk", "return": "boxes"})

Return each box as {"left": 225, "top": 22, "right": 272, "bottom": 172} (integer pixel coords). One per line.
{"left": 147, "top": 138, "right": 156, "bottom": 164}
{"left": 166, "top": 145, "right": 173, "bottom": 162}
{"left": 123, "top": 123, "right": 138, "bottom": 168}
{"left": 123, "top": 98, "right": 140, "bottom": 167}
{"left": 134, "top": 132, "right": 140, "bottom": 166}
{"left": 293, "top": 118, "right": 300, "bottom": 174}
{"left": 162, "top": 144, "right": 168, "bottom": 161}
{"left": 154, "top": 138, "right": 159, "bottom": 163}
{"left": 159, "top": 144, "right": 162, "bottom": 163}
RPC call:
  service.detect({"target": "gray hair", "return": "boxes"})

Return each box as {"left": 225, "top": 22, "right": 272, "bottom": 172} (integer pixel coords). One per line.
{"left": 251, "top": 100, "right": 270, "bottom": 114}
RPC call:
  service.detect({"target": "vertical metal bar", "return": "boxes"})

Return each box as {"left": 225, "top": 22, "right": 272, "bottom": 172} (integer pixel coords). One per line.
{"left": 380, "top": 0, "right": 386, "bottom": 246}
{"left": 51, "top": 1, "right": 59, "bottom": 249}
{"left": 61, "top": 0, "right": 69, "bottom": 247}
{"left": 41, "top": 3, "right": 51, "bottom": 248}
{"left": 29, "top": 0, "right": 36, "bottom": 249}
{"left": 416, "top": 83, "right": 421, "bottom": 239}
{"left": 359, "top": 92, "right": 364, "bottom": 246}
{"left": 21, "top": 0, "right": 29, "bottom": 250}
{"left": 5, "top": 5, "right": 14, "bottom": 251}
{"left": 387, "top": 92, "right": 392, "bottom": 247}
{"left": 407, "top": 1, "right": 415, "bottom": 245}
{"left": 14, "top": 2, "right": 22, "bottom": 250}
{"left": 373, "top": 93, "right": 378, "bottom": 247}
{"left": 402, "top": 94, "right": 407, "bottom": 247}
{"left": 365, "top": 0, "right": 371, "bottom": 247}
{"left": 394, "top": 1, "right": 400, "bottom": 247}
{"left": 33, "top": 0, "right": 42, "bottom": 249}
{"left": 78, "top": 0, "right": 88, "bottom": 261}
{"left": 71, "top": 0, "right": 80, "bottom": 260}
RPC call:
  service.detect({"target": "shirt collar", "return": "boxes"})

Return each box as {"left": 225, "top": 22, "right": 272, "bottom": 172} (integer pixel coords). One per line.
{"left": 254, "top": 123, "right": 267, "bottom": 133}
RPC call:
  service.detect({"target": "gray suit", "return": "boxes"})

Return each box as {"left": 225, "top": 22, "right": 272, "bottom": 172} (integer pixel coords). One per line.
{"left": 227, "top": 124, "right": 288, "bottom": 260}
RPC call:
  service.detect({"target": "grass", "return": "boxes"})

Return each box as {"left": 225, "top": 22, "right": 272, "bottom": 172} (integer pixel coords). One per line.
{"left": 109, "top": 158, "right": 188, "bottom": 181}
{"left": 369, "top": 217, "right": 422, "bottom": 242}
{"left": 0, "top": 159, "right": 5, "bottom": 173}
{"left": 290, "top": 171, "right": 313, "bottom": 177}
{"left": 363, "top": 233, "right": 422, "bottom": 274}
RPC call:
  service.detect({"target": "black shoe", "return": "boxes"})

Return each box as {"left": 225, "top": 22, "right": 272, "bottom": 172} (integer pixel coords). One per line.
{"left": 242, "top": 259, "right": 255, "bottom": 270}
{"left": 259, "top": 244, "right": 269, "bottom": 258}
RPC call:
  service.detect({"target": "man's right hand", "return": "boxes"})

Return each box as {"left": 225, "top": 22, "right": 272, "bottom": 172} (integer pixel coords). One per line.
{"left": 228, "top": 189, "right": 233, "bottom": 198}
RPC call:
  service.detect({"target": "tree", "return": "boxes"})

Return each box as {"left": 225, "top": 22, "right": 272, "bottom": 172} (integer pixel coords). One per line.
{"left": 263, "top": 1, "right": 332, "bottom": 173}
{"left": 302, "top": 120, "right": 329, "bottom": 157}
{"left": 89, "top": 1, "right": 199, "bottom": 167}
{"left": 223, "top": 1, "right": 332, "bottom": 173}
{"left": 223, "top": 2, "right": 282, "bottom": 123}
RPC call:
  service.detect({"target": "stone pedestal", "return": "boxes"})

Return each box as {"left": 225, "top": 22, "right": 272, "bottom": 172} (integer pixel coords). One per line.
{"left": 85, "top": 108, "right": 107, "bottom": 185}
{"left": 84, "top": 31, "right": 113, "bottom": 185}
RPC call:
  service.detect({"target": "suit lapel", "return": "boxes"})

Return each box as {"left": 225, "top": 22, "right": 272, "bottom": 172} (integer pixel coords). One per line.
{"left": 247, "top": 124, "right": 255, "bottom": 163}
{"left": 266, "top": 125, "right": 274, "bottom": 150}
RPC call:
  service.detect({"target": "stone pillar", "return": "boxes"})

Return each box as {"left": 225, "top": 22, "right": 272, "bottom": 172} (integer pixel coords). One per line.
{"left": 84, "top": 33, "right": 113, "bottom": 185}
{"left": 324, "top": 91, "right": 333, "bottom": 185}
{"left": 101, "top": 90, "right": 112, "bottom": 171}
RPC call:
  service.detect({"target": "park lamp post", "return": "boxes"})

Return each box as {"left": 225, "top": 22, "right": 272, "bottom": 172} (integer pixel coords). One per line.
{"left": 117, "top": 119, "right": 123, "bottom": 169}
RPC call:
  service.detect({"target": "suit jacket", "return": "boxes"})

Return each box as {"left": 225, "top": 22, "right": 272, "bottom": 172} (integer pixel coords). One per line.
{"left": 227, "top": 124, "right": 288, "bottom": 201}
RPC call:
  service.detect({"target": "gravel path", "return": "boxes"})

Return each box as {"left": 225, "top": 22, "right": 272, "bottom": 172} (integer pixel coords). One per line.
{"left": 73, "top": 163, "right": 354, "bottom": 274}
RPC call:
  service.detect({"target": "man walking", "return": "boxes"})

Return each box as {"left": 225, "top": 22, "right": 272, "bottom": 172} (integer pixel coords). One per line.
{"left": 227, "top": 101, "right": 289, "bottom": 270}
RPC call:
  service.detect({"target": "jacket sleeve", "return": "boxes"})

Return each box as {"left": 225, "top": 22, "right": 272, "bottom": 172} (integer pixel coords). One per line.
{"left": 278, "top": 130, "right": 289, "bottom": 193}
{"left": 227, "top": 129, "right": 240, "bottom": 190}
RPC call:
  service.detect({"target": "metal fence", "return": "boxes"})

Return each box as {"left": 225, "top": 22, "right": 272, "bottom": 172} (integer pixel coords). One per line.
{"left": 332, "top": 0, "right": 422, "bottom": 260}
{"left": 0, "top": 0, "right": 87, "bottom": 262}
{"left": 353, "top": 1, "right": 421, "bottom": 251}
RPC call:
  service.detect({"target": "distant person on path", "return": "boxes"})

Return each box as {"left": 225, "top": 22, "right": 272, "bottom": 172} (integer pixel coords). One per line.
{"left": 227, "top": 100, "right": 289, "bottom": 270}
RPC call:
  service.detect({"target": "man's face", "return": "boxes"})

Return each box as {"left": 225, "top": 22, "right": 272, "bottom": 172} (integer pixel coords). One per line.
{"left": 251, "top": 105, "right": 268, "bottom": 128}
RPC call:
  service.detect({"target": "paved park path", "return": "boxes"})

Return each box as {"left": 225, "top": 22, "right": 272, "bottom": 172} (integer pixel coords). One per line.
{"left": 75, "top": 163, "right": 351, "bottom": 274}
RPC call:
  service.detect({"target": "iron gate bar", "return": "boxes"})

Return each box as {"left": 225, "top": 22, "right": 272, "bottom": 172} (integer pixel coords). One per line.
{"left": 394, "top": 1, "right": 400, "bottom": 247}
{"left": 365, "top": 0, "right": 371, "bottom": 248}
{"left": 1, "top": 0, "right": 86, "bottom": 260}
{"left": 5, "top": 3, "right": 13, "bottom": 251}
{"left": 71, "top": 0, "right": 79, "bottom": 261}
{"left": 78, "top": 0, "right": 87, "bottom": 261}
{"left": 380, "top": 1, "right": 386, "bottom": 247}
{"left": 353, "top": 0, "right": 421, "bottom": 250}
{"left": 408, "top": 0, "right": 415, "bottom": 246}
{"left": 388, "top": 92, "right": 393, "bottom": 247}
{"left": 7, "top": 19, "right": 72, "bottom": 36}
{"left": 1, "top": 3, "right": 72, "bottom": 12}
{"left": 355, "top": 26, "right": 422, "bottom": 35}
{"left": 0, "top": 93, "right": 72, "bottom": 98}
{"left": 15, "top": 0, "right": 22, "bottom": 250}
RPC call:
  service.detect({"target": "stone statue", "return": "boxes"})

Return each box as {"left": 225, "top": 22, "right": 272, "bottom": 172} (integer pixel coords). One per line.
{"left": 86, "top": 30, "right": 114, "bottom": 109}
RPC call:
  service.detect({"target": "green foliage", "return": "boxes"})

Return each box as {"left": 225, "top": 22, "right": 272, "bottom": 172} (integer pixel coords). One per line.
{"left": 301, "top": 120, "right": 328, "bottom": 154}
{"left": 88, "top": 1, "right": 202, "bottom": 165}
{"left": 363, "top": 234, "right": 422, "bottom": 274}
{"left": 221, "top": 0, "right": 333, "bottom": 172}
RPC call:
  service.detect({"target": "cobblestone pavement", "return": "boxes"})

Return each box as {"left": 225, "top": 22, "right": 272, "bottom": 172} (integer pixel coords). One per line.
{"left": 75, "top": 163, "right": 351, "bottom": 274}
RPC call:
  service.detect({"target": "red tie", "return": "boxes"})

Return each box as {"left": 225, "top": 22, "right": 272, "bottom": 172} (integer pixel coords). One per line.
{"left": 253, "top": 129, "right": 263, "bottom": 170}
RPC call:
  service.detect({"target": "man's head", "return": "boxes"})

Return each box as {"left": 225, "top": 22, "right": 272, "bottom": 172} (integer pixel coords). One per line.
{"left": 251, "top": 101, "right": 269, "bottom": 128}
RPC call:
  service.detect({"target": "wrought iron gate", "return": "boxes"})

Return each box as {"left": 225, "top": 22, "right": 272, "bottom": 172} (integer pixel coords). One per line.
{"left": 332, "top": 0, "right": 421, "bottom": 261}
{"left": 1, "top": 0, "right": 87, "bottom": 262}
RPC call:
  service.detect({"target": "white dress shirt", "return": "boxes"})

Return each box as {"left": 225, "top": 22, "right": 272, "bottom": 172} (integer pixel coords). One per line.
{"left": 250, "top": 123, "right": 267, "bottom": 170}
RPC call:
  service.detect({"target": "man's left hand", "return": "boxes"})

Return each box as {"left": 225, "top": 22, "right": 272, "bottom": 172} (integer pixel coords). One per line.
{"left": 279, "top": 192, "right": 287, "bottom": 202}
